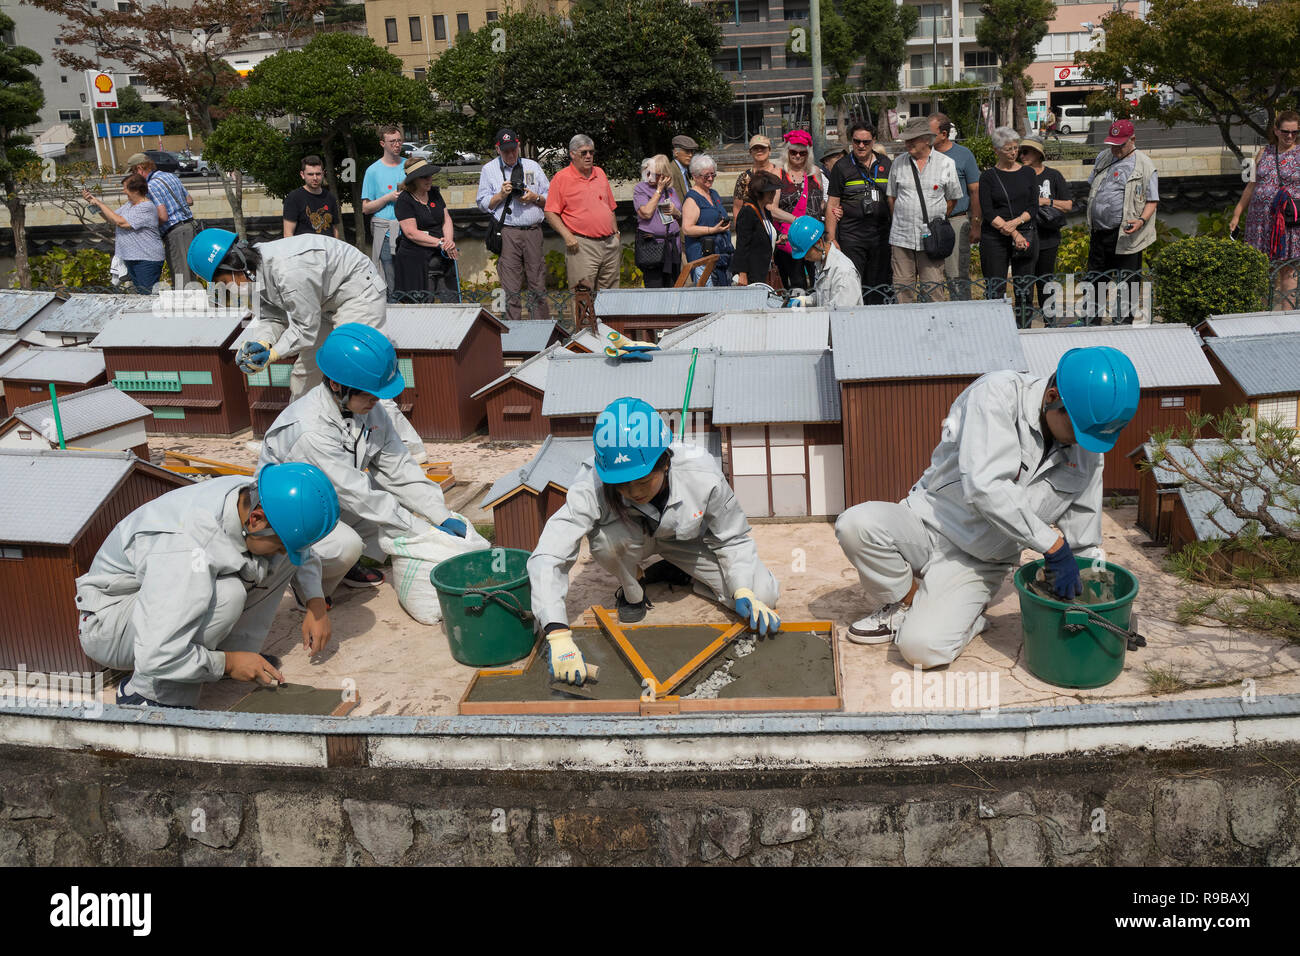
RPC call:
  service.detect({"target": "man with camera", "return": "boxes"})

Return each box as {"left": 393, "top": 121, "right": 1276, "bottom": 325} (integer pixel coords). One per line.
{"left": 476, "top": 129, "right": 551, "bottom": 322}
{"left": 825, "top": 122, "right": 893, "bottom": 305}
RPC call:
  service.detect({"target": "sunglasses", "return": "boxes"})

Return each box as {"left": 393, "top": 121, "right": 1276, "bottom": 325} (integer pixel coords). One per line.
{"left": 697, "top": 171, "right": 717, "bottom": 179}
{"left": 1278, "top": 128, "right": 1299, "bottom": 137}
{"left": 751, "top": 145, "right": 770, "bottom": 152}
{"left": 574, "top": 149, "right": 595, "bottom": 156}
{"left": 787, "top": 148, "right": 808, "bottom": 156}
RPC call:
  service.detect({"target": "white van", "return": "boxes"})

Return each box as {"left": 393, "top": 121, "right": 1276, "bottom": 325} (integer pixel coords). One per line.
{"left": 1056, "top": 105, "right": 1111, "bottom": 135}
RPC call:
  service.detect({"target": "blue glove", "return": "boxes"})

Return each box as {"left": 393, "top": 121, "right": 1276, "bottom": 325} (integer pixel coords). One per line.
{"left": 733, "top": 587, "right": 781, "bottom": 636}
{"left": 604, "top": 330, "right": 660, "bottom": 362}
{"left": 438, "top": 517, "right": 468, "bottom": 538}
{"left": 1043, "top": 540, "right": 1082, "bottom": 599}
{"left": 236, "top": 340, "right": 276, "bottom": 374}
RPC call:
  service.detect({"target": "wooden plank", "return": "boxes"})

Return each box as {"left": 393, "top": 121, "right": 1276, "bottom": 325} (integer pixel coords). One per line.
{"left": 593, "top": 605, "right": 659, "bottom": 697}
{"left": 655, "top": 621, "right": 747, "bottom": 696}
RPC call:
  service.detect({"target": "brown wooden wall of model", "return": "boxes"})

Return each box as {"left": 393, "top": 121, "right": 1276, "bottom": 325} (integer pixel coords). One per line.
{"left": 400, "top": 321, "right": 503, "bottom": 440}
{"left": 1103, "top": 390, "right": 1202, "bottom": 494}
{"left": 0, "top": 467, "right": 189, "bottom": 673}
{"left": 841, "top": 377, "right": 973, "bottom": 507}
{"left": 484, "top": 382, "right": 547, "bottom": 441}
{"left": 1, "top": 378, "right": 105, "bottom": 421}
{"left": 101, "top": 346, "right": 251, "bottom": 436}
{"left": 491, "top": 485, "right": 571, "bottom": 552}
{"left": 1198, "top": 350, "right": 1251, "bottom": 420}
{"left": 602, "top": 313, "right": 703, "bottom": 343}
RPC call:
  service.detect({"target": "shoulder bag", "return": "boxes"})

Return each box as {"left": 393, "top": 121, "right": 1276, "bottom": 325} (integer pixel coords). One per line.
{"left": 910, "top": 158, "right": 955, "bottom": 260}
{"left": 1274, "top": 148, "right": 1300, "bottom": 229}
{"left": 485, "top": 159, "right": 513, "bottom": 256}
{"left": 1037, "top": 171, "right": 1067, "bottom": 231}
{"left": 993, "top": 169, "right": 1038, "bottom": 261}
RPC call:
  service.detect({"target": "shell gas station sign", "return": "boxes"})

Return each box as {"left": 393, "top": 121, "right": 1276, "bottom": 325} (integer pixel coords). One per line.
{"left": 86, "top": 71, "right": 118, "bottom": 109}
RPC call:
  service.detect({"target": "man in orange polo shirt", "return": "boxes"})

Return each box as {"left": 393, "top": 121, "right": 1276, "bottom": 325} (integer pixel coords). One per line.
{"left": 544, "top": 133, "right": 620, "bottom": 290}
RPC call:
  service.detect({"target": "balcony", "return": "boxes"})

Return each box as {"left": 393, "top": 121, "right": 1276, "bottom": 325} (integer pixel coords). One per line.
{"left": 958, "top": 64, "right": 1000, "bottom": 83}
{"left": 908, "top": 66, "right": 954, "bottom": 86}
{"left": 959, "top": 16, "right": 982, "bottom": 37}
{"left": 910, "top": 16, "right": 952, "bottom": 40}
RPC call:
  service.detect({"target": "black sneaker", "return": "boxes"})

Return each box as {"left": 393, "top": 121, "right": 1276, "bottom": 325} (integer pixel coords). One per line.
{"left": 615, "top": 587, "right": 651, "bottom": 624}
{"left": 641, "top": 560, "right": 693, "bottom": 588}
{"left": 290, "top": 585, "right": 333, "bottom": 613}
{"left": 343, "top": 562, "right": 385, "bottom": 588}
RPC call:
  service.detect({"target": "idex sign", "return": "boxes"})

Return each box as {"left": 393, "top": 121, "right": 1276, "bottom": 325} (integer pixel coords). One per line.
{"left": 96, "top": 122, "right": 166, "bottom": 137}
{"left": 86, "top": 71, "right": 118, "bottom": 109}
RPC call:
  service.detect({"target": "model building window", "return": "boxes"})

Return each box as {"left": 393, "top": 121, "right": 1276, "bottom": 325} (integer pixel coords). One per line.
{"left": 152, "top": 407, "right": 186, "bottom": 420}
{"left": 0, "top": 547, "right": 22, "bottom": 559}
{"left": 1159, "top": 395, "right": 1185, "bottom": 409}
{"left": 17, "top": 430, "right": 32, "bottom": 441}
{"left": 177, "top": 370, "right": 213, "bottom": 386}
{"left": 397, "top": 357, "right": 415, "bottom": 388}
{"left": 269, "top": 364, "right": 294, "bottom": 388}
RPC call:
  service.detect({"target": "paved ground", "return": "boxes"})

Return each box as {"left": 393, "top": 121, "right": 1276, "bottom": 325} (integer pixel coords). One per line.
{"left": 139, "top": 433, "right": 1300, "bottom": 717}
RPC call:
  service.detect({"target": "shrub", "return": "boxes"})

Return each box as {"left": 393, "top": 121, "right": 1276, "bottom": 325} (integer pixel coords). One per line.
{"left": 1053, "top": 225, "right": 1092, "bottom": 277}
{"left": 1151, "top": 236, "right": 1270, "bottom": 325}
{"left": 963, "top": 134, "right": 994, "bottom": 171}
{"left": 13, "top": 248, "right": 114, "bottom": 289}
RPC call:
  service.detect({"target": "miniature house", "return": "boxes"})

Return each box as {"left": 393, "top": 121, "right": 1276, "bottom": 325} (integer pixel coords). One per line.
{"left": 540, "top": 348, "right": 719, "bottom": 439}
{"left": 593, "top": 286, "right": 772, "bottom": 342}
{"left": 713, "top": 350, "right": 844, "bottom": 518}
{"left": 0, "top": 291, "right": 60, "bottom": 345}
{"left": 0, "top": 347, "right": 107, "bottom": 419}
{"left": 384, "top": 304, "right": 507, "bottom": 440}
{"left": 94, "top": 308, "right": 252, "bottom": 437}
{"left": 1201, "top": 332, "right": 1300, "bottom": 426}
{"left": 1196, "top": 310, "right": 1300, "bottom": 339}
{"left": 472, "top": 343, "right": 561, "bottom": 441}
{"left": 656, "top": 308, "right": 832, "bottom": 353}
{"left": 500, "top": 319, "right": 565, "bottom": 368}
{"left": 832, "top": 301, "right": 1027, "bottom": 506}
{"left": 0, "top": 449, "right": 190, "bottom": 673}
{"left": 0, "top": 384, "right": 151, "bottom": 458}
{"left": 1127, "top": 439, "right": 1256, "bottom": 545}
{"left": 1020, "top": 324, "right": 1219, "bottom": 493}
{"left": 29, "top": 293, "right": 139, "bottom": 348}
{"left": 481, "top": 433, "right": 725, "bottom": 552}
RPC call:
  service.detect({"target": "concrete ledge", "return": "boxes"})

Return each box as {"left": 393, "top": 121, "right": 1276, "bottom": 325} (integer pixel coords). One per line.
{"left": 1, "top": 693, "right": 1296, "bottom": 771}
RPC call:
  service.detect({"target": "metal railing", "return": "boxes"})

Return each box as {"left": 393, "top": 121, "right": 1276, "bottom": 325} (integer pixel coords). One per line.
{"left": 912, "top": 17, "right": 952, "bottom": 39}
{"left": 959, "top": 16, "right": 982, "bottom": 36}
{"left": 908, "top": 66, "right": 954, "bottom": 86}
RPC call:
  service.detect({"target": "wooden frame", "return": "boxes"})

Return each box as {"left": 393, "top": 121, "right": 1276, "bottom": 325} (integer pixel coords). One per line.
{"left": 593, "top": 605, "right": 745, "bottom": 698}
{"left": 458, "top": 613, "right": 842, "bottom": 715}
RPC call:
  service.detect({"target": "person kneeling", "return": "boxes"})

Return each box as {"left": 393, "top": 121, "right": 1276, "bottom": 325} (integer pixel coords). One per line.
{"left": 785, "top": 215, "right": 863, "bottom": 307}
{"left": 76, "top": 464, "right": 340, "bottom": 708}
{"left": 528, "top": 397, "right": 782, "bottom": 685}
{"left": 835, "top": 347, "right": 1139, "bottom": 669}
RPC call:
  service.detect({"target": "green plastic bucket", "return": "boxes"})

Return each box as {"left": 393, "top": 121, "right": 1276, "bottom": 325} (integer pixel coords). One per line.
{"left": 429, "top": 548, "right": 537, "bottom": 667}
{"left": 1013, "top": 557, "right": 1139, "bottom": 689}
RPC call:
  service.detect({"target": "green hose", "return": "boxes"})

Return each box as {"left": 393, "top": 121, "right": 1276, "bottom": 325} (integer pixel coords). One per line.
{"left": 678, "top": 347, "right": 699, "bottom": 441}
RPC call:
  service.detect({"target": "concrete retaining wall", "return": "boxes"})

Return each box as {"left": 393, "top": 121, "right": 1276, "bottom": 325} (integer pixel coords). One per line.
{"left": 2, "top": 742, "right": 1296, "bottom": 866}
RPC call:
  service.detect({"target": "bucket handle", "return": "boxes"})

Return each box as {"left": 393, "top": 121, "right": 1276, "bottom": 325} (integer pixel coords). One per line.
{"left": 1063, "top": 607, "right": 1146, "bottom": 652}
{"left": 462, "top": 588, "right": 535, "bottom": 626}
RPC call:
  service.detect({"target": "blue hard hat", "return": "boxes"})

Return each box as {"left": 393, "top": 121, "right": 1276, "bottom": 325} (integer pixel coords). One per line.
{"left": 315, "top": 323, "right": 405, "bottom": 400}
{"left": 787, "top": 215, "right": 825, "bottom": 259}
{"left": 1055, "top": 346, "right": 1140, "bottom": 453}
{"left": 592, "top": 397, "right": 673, "bottom": 484}
{"left": 255, "top": 463, "right": 340, "bottom": 566}
{"left": 187, "top": 228, "right": 239, "bottom": 283}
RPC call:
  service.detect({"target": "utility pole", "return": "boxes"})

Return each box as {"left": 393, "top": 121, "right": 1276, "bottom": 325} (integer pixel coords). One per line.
{"left": 810, "top": 0, "right": 826, "bottom": 160}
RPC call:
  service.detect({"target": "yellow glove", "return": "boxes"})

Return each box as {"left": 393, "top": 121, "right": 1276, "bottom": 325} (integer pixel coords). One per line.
{"left": 733, "top": 588, "right": 781, "bottom": 636}
{"left": 237, "top": 340, "right": 279, "bottom": 374}
{"left": 546, "top": 628, "right": 588, "bottom": 684}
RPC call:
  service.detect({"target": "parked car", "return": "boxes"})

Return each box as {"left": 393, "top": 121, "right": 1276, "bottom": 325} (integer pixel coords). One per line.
{"left": 1056, "top": 105, "right": 1111, "bottom": 135}
{"left": 139, "top": 149, "right": 180, "bottom": 174}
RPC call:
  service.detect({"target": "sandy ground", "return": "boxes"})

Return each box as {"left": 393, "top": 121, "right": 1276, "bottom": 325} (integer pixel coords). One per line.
{"left": 130, "top": 434, "right": 1300, "bottom": 716}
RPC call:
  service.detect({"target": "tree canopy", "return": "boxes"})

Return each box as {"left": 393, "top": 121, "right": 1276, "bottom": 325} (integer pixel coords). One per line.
{"left": 1076, "top": 0, "right": 1300, "bottom": 161}
{"left": 0, "top": 11, "right": 46, "bottom": 288}
{"left": 976, "top": 0, "right": 1056, "bottom": 134}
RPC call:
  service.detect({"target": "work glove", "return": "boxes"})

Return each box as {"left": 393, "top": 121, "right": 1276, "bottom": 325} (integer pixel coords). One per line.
{"left": 437, "top": 516, "right": 468, "bottom": 538}
{"left": 237, "top": 340, "right": 278, "bottom": 374}
{"left": 604, "top": 330, "right": 659, "bottom": 362}
{"left": 1043, "top": 540, "right": 1083, "bottom": 600}
{"left": 785, "top": 295, "right": 812, "bottom": 309}
{"left": 546, "top": 628, "right": 587, "bottom": 684}
{"left": 733, "top": 587, "right": 781, "bottom": 636}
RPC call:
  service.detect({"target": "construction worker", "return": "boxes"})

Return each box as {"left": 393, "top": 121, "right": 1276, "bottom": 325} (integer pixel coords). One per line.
{"left": 528, "top": 397, "right": 781, "bottom": 685}
{"left": 257, "top": 323, "right": 463, "bottom": 597}
{"left": 186, "top": 228, "right": 427, "bottom": 462}
{"left": 785, "top": 215, "right": 863, "bottom": 307}
{"left": 835, "top": 347, "right": 1139, "bottom": 669}
{"left": 75, "top": 463, "right": 340, "bottom": 709}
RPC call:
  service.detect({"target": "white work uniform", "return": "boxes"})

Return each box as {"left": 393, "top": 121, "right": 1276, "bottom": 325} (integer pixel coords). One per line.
{"left": 812, "top": 244, "right": 863, "bottom": 307}
{"left": 241, "top": 234, "right": 426, "bottom": 461}
{"left": 74, "top": 476, "right": 323, "bottom": 707}
{"left": 835, "top": 371, "right": 1103, "bottom": 669}
{"left": 258, "top": 383, "right": 452, "bottom": 596}
{"left": 528, "top": 443, "right": 779, "bottom": 629}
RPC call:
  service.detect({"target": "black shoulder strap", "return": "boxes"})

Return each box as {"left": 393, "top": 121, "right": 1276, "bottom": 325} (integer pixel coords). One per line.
{"left": 909, "top": 158, "right": 930, "bottom": 222}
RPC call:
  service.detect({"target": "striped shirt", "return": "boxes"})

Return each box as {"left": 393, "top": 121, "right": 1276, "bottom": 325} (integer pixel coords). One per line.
{"left": 145, "top": 170, "right": 192, "bottom": 231}
{"left": 114, "top": 199, "right": 165, "bottom": 262}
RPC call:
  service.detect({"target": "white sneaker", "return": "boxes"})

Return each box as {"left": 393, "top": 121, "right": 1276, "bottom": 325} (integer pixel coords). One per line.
{"left": 847, "top": 601, "right": 910, "bottom": 645}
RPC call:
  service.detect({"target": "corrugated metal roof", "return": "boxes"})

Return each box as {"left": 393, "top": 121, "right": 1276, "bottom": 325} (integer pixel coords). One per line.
{"left": 93, "top": 311, "right": 245, "bottom": 349}
{"left": 657, "top": 309, "right": 832, "bottom": 352}
{"left": 0, "top": 449, "right": 137, "bottom": 545}
{"left": 830, "top": 300, "right": 1025, "bottom": 381}
{"left": 481, "top": 433, "right": 724, "bottom": 507}
{"left": 1131, "top": 439, "right": 1255, "bottom": 486}
{"left": 0, "top": 347, "right": 105, "bottom": 384}
{"left": 1177, "top": 483, "right": 1298, "bottom": 542}
{"left": 471, "top": 342, "right": 558, "bottom": 398}
{"left": 0, "top": 291, "right": 57, "bottom": 332}
{"left": 1203, "top": 333, "right": 1300, "bottom": 397}
{"left": 1199, "top": 310, "right": 1300, "bottom": 338}
{"left": 0, "top": 335, "right": 21, "bottom": 362}
{"left": 1019, "top": 324, "right": 1218, "bottom": 388}
{"left": 567, "top": 321, "right": 619, "bottom": 352}
{"left": 384, "top": 304, "right": 504, "bottom": 350}
{"left": 500, "top": 319, "right": 563, "bottom": 355}
{"left": 9, "top": 383, "right": 150, "bottom": 441}
{"left": 594, "top": 286, "right": 771, "bottom": 317}
{"left": 712, "top": 350, "right": 841, "bottom": 424}
{"left": 34, "top": 293, "right": 140, "bottom": 334}
{"left": 540, "top": 349, "right": 717, "bottom": 417}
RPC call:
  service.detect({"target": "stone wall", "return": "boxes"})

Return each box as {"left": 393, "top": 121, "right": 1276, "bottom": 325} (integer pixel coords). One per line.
{"left": 1, "top": 743, "right": 1296, "bottom": 866}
